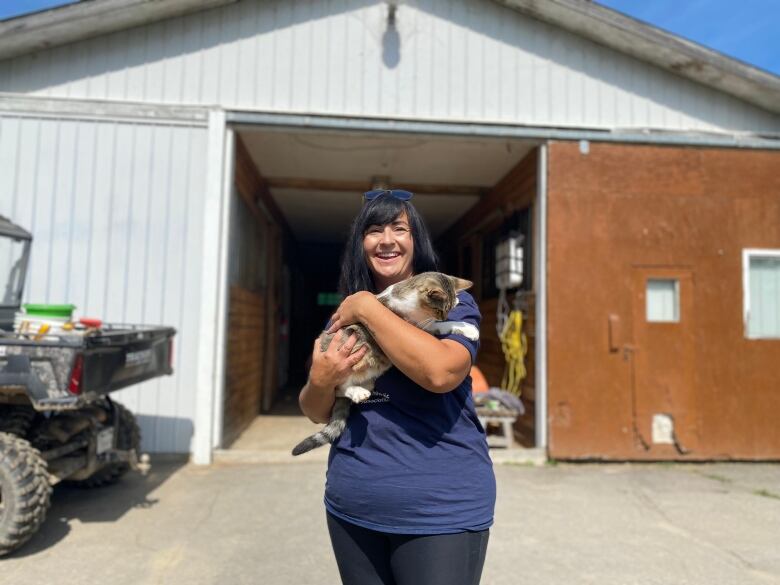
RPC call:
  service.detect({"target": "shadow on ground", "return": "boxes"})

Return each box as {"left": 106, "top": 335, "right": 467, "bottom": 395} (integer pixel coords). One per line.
{"left": 9, "top": 459, "right": 187, "bottom": 559}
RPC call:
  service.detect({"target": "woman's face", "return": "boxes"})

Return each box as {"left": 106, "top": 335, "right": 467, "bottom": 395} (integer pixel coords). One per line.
{"left": 362, "top": 211, "right": 415, "bottom": 290}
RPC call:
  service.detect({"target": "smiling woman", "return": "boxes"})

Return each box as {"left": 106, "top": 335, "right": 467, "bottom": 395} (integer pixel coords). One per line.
{"left": 297, "top": 190, "right": 495, "bottom": 585}
{"left": 362, "top": 214, "right": 414, "bottom": 291}
{"left": 338, "top": 194, "right": 439, "bottom": 296}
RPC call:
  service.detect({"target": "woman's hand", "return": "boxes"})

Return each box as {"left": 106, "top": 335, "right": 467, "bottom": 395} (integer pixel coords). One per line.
{"left": 309, "top": 330, "right": 368, "bottom": 389}
{"left": 299, "top": 331, "right": 368, "bottom": 424}
{"left": 327, "top": 291, "right": 376, "bottom": 333}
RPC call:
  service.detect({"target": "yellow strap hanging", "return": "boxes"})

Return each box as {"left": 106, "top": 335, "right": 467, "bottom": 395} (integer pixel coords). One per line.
{"left": 500, "top": 309, "right": 527, "bottom": 396}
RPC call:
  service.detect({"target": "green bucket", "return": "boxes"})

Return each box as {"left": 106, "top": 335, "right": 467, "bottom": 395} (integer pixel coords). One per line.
{"left": 23, "top": 303, "right": 76, "bottom": 319}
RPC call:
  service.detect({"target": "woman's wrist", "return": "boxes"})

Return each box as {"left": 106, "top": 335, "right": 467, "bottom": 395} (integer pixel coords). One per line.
{"left": 307, "top": 375, "right": 334, "bottom": 394}
{"left": 355, "top": 292, "right": 380, "bottom": 324}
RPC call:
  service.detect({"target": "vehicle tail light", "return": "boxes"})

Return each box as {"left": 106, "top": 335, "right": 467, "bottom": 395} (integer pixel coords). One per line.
{"left": 68, "top": 354, "right": 84, "bottom": 395}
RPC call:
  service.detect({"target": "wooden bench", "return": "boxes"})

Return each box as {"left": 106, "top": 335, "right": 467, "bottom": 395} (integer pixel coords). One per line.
{"left": 476, "top": 407, "right": 518, "bottom": 448}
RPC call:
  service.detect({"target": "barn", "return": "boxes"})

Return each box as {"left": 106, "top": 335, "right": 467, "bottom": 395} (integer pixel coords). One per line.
{"left": 1, "top": 0, "right": 778, "bottom": 463}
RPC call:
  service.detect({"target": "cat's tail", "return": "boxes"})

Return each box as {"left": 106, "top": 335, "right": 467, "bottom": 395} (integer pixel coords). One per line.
{"left": 292, "top": 398, "right": 351, "bottom": 456}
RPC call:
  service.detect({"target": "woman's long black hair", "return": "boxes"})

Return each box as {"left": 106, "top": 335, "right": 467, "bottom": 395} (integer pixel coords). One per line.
{"left": 338, "top": 194, "right": 439, "bottom": 295}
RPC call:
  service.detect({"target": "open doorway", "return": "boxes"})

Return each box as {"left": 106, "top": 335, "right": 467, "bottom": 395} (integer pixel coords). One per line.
{"left": 222, "top": 125, "right": 541, "bottom": 450}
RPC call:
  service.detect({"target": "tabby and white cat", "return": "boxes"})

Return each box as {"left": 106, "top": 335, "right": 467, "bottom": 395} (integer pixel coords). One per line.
{"left": 292, "top": 272, "right": 479, "bottom": 456}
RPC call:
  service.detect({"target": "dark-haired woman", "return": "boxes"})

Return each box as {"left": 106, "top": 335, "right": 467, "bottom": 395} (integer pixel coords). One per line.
{"left": 299, "top": 191, "right": 495, "bottom": 585}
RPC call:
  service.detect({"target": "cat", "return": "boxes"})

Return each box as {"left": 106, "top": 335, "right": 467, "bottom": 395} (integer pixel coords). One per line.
{"left": 292, "top": 272, "right": 479, "bottom": 456}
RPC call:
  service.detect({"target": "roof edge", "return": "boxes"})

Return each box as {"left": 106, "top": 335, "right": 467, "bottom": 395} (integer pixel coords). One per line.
{"left": 1, "top": 0, "right": 778, "bottom": 116}
{"left": 0, "top": 0, "right": 237, "bottom": 61}
{"left": 493, "top": 0, "right": 780, "bottom": 115}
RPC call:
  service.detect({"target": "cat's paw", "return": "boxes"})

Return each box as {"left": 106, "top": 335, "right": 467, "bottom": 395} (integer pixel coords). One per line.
{"left": 452, "top": 323, "right": 480, "bottom": 341}
{"left": 344, "top": 386, "right": 372, "bottom": 403}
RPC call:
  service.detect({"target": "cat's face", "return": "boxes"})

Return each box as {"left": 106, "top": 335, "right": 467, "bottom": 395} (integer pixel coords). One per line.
{"left": 378, "top": 272, "right": 473, "bottom": 323}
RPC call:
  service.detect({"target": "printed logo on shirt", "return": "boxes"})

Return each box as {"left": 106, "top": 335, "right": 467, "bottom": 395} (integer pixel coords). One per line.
{"left": 361, "top": 391, "right": 390, "bottom": 404}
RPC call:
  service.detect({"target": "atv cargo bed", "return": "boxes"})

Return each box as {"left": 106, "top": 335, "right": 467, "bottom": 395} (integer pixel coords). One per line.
{"left": 0, "top": 324, "right": 175, "bottom": 410}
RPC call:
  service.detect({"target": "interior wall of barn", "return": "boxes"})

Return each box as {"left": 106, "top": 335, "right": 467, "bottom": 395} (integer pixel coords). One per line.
{"left": 0, "top": 111, "right": 209, "bottom": 454}
{"left": 439, "top": 148, "right": 540, "bottom": 446}
{"left": 222, "top": 134, "right": 291, "bottom": 445}
{"left": 546, "top": 141, "right": 780, "bottom": 460}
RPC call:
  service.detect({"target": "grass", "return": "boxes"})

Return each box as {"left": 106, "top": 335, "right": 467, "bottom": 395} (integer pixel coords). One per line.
{"left": 753, "top": 489, "right": 780, "bottom": 501}
{"left": 697, "top": 472, "right": 733, "bottom": 484}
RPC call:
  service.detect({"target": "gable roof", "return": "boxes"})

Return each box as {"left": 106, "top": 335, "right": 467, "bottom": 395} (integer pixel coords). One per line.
{"left": 1, "top": 0, "right": 778, "bottom": 114}
{"left": 495, "top": 0, "right": 780, "bottom": 114}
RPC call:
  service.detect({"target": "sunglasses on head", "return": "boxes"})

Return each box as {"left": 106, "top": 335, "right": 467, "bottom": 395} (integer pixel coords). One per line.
{"left": 363, "top": 189, "right": 414, "bottom": 202}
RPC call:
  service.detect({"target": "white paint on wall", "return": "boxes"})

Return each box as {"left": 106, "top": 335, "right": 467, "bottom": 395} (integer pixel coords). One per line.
{"left": 192, "top": 110, "right": 229, "bottom": 464}
{"left": 0, "top": 0, "right": 777, "bottom": 134}
{"left": 0, "top": 112, "right": 209, "bottom": 454}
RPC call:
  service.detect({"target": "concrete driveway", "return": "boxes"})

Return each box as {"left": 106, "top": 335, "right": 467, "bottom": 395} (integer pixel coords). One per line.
{"left": 2, "top": 459, "right": 779, "bottom": 585}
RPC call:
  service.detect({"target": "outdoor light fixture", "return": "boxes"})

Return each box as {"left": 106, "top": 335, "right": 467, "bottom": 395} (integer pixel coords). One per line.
{"left": 383, "top": 2, "right": 400, "bottom": 68}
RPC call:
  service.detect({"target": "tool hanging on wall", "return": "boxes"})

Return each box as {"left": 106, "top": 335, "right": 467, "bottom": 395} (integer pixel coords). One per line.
{"left": 495, "top": 230, "right": 528, "bottom": 396}
{"left": 499, "top": 298, "right": 527, "bottom": 396}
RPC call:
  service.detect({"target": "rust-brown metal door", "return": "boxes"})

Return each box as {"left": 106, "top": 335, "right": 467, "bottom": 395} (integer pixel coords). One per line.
{"left": 630, "top": 267, "right": 700, "bottom": 456}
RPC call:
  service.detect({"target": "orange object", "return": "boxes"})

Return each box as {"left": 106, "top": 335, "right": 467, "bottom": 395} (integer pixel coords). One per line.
{"left": 470, "top": 365, "right": 489, "bottom": 393}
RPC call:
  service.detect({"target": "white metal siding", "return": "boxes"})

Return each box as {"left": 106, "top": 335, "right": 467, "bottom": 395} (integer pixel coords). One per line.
{"left": 0, "top": 0, "right": 777, "bottom": 133}
{"left": 0, "top": 114, "right": 208, "bottom": 453}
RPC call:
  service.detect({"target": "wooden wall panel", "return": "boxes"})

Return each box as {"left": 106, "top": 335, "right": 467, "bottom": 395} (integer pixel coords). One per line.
{"left": 223, "top": 286, "right": 265, "bottom": 446}
{"left": 234, "top": 134, "right": 291, "bottom": 414}
{"left": 440, "top": 148, "right": 539, "bottom": 446}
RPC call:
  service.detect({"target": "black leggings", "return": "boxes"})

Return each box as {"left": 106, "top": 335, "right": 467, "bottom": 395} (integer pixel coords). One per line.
{"left": 326, "top": 512, "right": 490, "bottom": 585}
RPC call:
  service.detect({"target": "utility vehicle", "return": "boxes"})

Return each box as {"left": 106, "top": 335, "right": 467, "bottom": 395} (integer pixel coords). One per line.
{"left": 0, "top": 216, "right": 175, "bottom": 556}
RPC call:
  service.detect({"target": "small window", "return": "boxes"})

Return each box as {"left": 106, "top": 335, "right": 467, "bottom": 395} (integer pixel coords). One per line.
{"left": 743, "top": 249, "right": 780, "bottom": 339}
{"left": 646, "top": 279, "right": 679, "bottom": 322}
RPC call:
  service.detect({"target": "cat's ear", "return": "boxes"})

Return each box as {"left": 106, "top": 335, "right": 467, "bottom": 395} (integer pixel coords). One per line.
{"left": 451, "top": 277, "right": 473, "bottom": 292}
{"left": 427, "top": 288, "right": 447, "bottom": 302}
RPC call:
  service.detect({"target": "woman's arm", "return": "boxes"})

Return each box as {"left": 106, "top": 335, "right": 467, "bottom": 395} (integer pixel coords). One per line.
{"left": 298, "top": 332, "right": 368, "bottom": 423}
{"left": 328, "top": 293, "right": 472, "bottom": 394}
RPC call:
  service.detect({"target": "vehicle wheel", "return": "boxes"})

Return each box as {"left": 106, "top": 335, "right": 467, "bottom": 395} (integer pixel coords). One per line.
{"left": 0, "top": 432, "right": 52, "bottom": 557}
{"left": 73, "top": 402, "right": 140, "bottom": 489}
{"left": 0, "top": 406, "right": 36, "bottom": 438}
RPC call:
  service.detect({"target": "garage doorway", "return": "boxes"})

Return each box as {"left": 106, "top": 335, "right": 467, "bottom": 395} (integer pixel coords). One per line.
{"left": 221, "top": 124, "right": 541, "bottom": 450}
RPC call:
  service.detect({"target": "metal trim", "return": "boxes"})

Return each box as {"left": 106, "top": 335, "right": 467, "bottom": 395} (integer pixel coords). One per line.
{"left": 227, "top": 111, "right": 780, "bottom": 150}
{"left": 0, "top": 94, "right": 210, "bottom": 126}
{"left": 535, "top": 145, "right": 548, "bottom": 450}
{"left": 211, "top": 128, "right": 235, "bottom": 450}
{"left": 193, "top": 110, "right": 228, "bottom": 466}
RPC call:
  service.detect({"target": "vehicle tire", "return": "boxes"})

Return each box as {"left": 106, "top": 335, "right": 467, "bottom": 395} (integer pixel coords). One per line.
{"left": 0, "top": 432, "right": 52, "bottom": 557}
{"left": 0, "top": 406, "right": 36, "bottom": 438}
{"left": 73, "top": 402, "right": 140, "bottom": 489}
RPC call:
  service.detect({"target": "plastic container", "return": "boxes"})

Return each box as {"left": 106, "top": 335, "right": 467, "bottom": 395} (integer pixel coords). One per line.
{"left": 22, "top": 303, "right": 76, "bottom": 319}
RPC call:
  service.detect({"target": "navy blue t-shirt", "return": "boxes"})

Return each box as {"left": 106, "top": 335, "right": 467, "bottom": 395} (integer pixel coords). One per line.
{"left": 324, "top": 291, "right": 496, "bottom": 534}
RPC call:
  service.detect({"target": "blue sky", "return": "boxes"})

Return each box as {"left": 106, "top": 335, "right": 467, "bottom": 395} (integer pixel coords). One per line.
{"left": 596, "top": 0, "right": 780, "bottom": 75}
{"left": 1, "top": 0, "right": 778, "bottom": 76}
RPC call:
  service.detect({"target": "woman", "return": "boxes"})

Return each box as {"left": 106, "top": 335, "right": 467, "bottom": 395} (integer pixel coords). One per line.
{"left": 298, "top": 190, "right": 496, "bottom": 585}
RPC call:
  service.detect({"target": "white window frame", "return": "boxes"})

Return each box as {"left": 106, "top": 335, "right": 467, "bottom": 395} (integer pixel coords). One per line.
{"left": 646, "top": 278, "right": 680, "bottom": 323}
{"left": 742, "top": 248, "right": 780, "bottom": 339}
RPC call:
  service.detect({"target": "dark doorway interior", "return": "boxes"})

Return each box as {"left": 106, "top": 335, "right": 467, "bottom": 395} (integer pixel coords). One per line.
{"left": 275, "top": 241, "right": 345, "bottom": 411}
